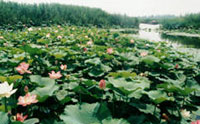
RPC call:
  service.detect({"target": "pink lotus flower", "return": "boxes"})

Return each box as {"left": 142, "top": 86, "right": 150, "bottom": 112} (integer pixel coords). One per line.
{"left": 46, "top": 33, "right": 50, "bottom": 38}
{"left": 48, "top": 71, "right": 62, "bottom": 79}
{"left": 83, "top": 48, "right": 88, "bottom": 52}
{"left": 16, "top": 113, "right": 28, "bottom": 122}
{"left": 24, "top": 86, "right": 29, "bottom": 93}
{"left": 87, "top": 41, "right": 93, "bottom": 45}
{"left": 99, "top": 79, "right": 106, "bottom": 89}
{"left": 191, "top": 120, "right": 200, "bottom": 124}
{"left": 57, "top": 35, "right": 62, "bottom": 39}
{"left": 140, "top": 52, "right": 148, "bottom": 57}
{"left": 28, "top": 28, "right": 33, "bottom": 31}
{"left": 107, "top": 48, "right": 113, "bottom": 54}
{"left": 157, "top": 49, "right": 161, "bottom": 52}
{"left": 55, "top": 30, "right": 58, "bottom": 33}
{"left": 175, "top": 64, "right": 179, "bottom": 69}
{"left": 130, "top": 39, "right": 134, "bottom": 43}
{"left": 0, "top": 36, "right": 4, "bottom": 39}
{"left": 16, "top": 62, "right": 32, "bottom": 74}
{"left": 60, "top": 64, "right": 67, "bottom": 70}
{"left": 57, "top": 25, "right": 61, "bottom": 28}
{"left": 17, "top": 93, "right": 38, "bottom": 107}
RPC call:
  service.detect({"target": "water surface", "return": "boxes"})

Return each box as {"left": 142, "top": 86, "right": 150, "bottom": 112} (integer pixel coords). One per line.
{"left": 136, "top": 23, "right": 200, "bottom": 48}
{"left": 133, "top": 23, "right": 200, "bottom": 58}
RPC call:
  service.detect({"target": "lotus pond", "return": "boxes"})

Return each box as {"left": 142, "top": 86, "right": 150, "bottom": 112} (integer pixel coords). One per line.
{"left": 0, "top": 25, "right": 200, "bottom": 124}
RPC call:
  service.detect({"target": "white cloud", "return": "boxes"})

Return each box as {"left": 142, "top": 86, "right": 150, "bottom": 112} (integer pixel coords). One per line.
{"left": 5, "top": 0, "right": 200, "bottom": 16}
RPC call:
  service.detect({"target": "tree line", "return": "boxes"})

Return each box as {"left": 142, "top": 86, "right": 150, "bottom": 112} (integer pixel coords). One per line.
{"left": 138, "top": 15, "right": 176, "bottom": 24}
{"left": 0, "top": 1, "right": 139, "bottom": 29}
{"left": 160, "top": 13, "right": 200, "bottom": 30}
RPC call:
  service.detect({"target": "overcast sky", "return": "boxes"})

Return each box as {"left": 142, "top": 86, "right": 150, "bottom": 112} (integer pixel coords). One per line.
{"left": 6, "top": 0, "right": 200, "bottom": 17}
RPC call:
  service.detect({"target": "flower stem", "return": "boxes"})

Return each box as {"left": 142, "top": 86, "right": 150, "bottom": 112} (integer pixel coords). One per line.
{"left": 101, "top": 90, "right": 104, "bottom": 100}
{"left": 4, "top": 97, "right": 8, "bottom": 112}
{"left": 153, "top": 105, "right": 156, "bottom": 115}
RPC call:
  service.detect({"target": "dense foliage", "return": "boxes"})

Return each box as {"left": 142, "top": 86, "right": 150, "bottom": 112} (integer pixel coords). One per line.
{"left": 0, "top": 25, "right": 200, "bottom": 124}
{"left": 0, "top": 1, "right": 139, "bottom": 29}
{"left": 160, "top": 13, "right": 200, "bottom": 30}
{"left": 139, "top": 15, "right": 176, "bottom": 24}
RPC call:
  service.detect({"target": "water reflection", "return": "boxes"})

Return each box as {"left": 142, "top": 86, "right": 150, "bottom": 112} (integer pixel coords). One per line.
{"left": 136, "top": 23, "right": 200, "bottom": 49}
{"left": 139, "top": 23, "right": 160, "bottom": 30}
{"left": 161, "top": 33, "right": 200, "bottom": 48}
{"left": 138, "top": 30, "right": 162, "bottom": 42}
{"left": 137, "top": 23, "right": 162, "bottom": 42}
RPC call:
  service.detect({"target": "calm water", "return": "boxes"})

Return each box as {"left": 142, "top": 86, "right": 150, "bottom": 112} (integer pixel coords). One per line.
{"left": 136, "top": 24, "right": 200, "bottom": 49}
{"left": 132, "top": 23, "right": 200, "bottom": 59}
{"left": 135, "top": 23, "right": 200, "bottom": 49}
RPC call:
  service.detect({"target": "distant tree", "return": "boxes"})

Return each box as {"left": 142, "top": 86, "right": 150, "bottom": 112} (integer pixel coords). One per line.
{"left": 0, "top": 1, "right": 139, "bottom": 29}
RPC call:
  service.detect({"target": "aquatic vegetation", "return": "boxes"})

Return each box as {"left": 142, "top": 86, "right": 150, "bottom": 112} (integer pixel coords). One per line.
{"left": 16, "top": 113, "right": 28, "bottom": 122}
{"left": 0, "top": 82, "right": 17, "bottom": 98}
{"left": 17, "top": 93, "right": 38, "bottom": 107}
{"left": 0, "top": 25, "right": 199, "bottom": 123}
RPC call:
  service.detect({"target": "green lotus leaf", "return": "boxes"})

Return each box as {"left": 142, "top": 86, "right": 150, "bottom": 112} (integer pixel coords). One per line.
{"left": 141, "top": 55, "right": 160, "bottom": 65}
{"left": 108, "top": 71, "right": 137, "bottom": 78}
{"left": 0, "top": 112, "right": 9, "bottom": 124}
{"left": 21, "top": 45, "right": 45, "bottom": 55}
{"left": 102, "top": 118, "right": 130, "bottom": 124}
{"left": 108, "top": 76, "right": 150, "bottom": 95}
{"left": 130, "top": 102, "right": 160, "bottom": 119}
{"left": 24, "top": 118, "right": 39, "bottom": 124}
{"left": 88, "top": 64, "right": 111, "bottom": 77}
{"left": 30, "top": 75, "right": 59, "bottom": 102}
{"left": 60, "top": 103, "right": 111, "bottom": 124}
{"left": 144, "top": 90, "right": 174, "bottom": 104}
{"left": 85, "top": 58, "right": 101, "bottom": 65}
